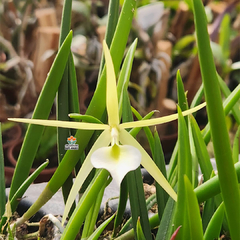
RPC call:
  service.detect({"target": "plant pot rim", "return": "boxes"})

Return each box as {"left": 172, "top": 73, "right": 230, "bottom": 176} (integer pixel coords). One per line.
{"left": 2, "top": 124, "right": 22, "bottom": 149}
{"left": 7, "top": 138, "right": 57, "bottom": 182}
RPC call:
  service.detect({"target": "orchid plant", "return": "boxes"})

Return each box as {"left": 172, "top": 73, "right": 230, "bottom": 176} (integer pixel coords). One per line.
{"left": 9, "top": 41, "right": 206, "bottom": 224}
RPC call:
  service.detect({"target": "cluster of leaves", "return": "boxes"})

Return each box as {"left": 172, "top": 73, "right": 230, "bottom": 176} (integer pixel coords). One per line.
{"left": 0, "top": 0, "right": 240, "bottom": 239}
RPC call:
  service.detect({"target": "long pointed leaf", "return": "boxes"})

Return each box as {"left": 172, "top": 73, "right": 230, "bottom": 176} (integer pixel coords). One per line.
{"left": 136, "top": 218, "right": 147, "bottom": 240}
{"left": 192, "top": 0, "right": 240, "bottom": 238}
{"left": 155, "top": 189, "right": 176, "bottom": 240}
{"left": 122, "top": 88, "right": 152, "bottom": 240}
{"left": 232, "top": 126, "right": 240, "bottom": 164}
{"left": 173, "top": 107, "right": 191, "bottom": 240}
{"left": 189, "top": 115, "right": 213, "bottom": 181}
{"left": 60, "top": 170, "right": 109, "bottom": 240}
{"left": 204, "top": 202, "right": 225, "bottom": 240}
{"left": 87, "top": 214, "right": 115, "bottom": 240}
{"left": 117, "top": 39, "right": 138, "bottom": 118}
{"left": 184, "top": 175, "right": 203, "bottom": 240}
{"left": 57, "top": 0, "right": 72, "bottom": 208}
{"left": 9, "top": 31, "right": 73, "bottom": 210}
{"left": 153, "top": 129, "right": 168, "bottom": 221}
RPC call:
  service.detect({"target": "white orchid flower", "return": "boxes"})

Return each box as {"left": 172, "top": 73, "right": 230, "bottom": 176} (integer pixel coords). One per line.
{"left": 9, "top": 41, "right": 206, "bottom": 223}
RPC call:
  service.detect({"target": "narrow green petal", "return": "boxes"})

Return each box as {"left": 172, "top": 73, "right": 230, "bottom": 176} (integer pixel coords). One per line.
{"left": 102, "top": 41, "right": 119, "bottom": 127}
{"left": 62, "top": 129, "right": 111, "bottom": 224}
{"left": 62, "top": 159, "right": 93, "bottom": 225}
{"left": 91, "top": 144, "right": 141, "bottom": 186}
{"left": 120, "top": 102, "right": 206, "bottom": 129}
{"left": 8, "top": 118, "right": 109, "bottom": 130}
{"left": 119, "top": 129, "right": 177, "bottom": 201}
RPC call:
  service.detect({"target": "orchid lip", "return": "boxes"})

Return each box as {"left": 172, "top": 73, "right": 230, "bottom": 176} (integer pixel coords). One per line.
{"left": 90, "top": 144, "right": 142, "bottom": 186}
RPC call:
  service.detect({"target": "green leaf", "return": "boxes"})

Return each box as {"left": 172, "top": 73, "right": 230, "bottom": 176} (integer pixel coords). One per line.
{"left": 184, "top": 0, "right": 192, "bottom": 10}
{"left": 190, "top": 84, "right": 204, "bottom": 109}
{"left": 177, "top": 70, "right": 189, "bottom": 113}
{"left": 98, "top": 0, "right": 119, "bottom": 77}
{"left": 155, "top": 191, "right": 176, "bottom": 240}
{"left": 57, "top": 0, "right": 74, "bottom": 208}
{"left": 132, "top": 108, "right": 155, "bottom": 154}
{"left": 9, "top": 30, "right": 73, "bottom": 211}
{"left": 204, "top": 202, "right": 225, "bottom": 240}
{"left": 189, "top": 115, "right": 213, "bottom": 181}
{"left": 168, "top": 83, "right": 204, "bottom": 183}
{"left": 116, "top": 212, "right": 162, "bottom": 240}
{"left": 60, "top": 170, "right": 109, "bottom": 240}
{"left": 35, "top": 127, "right": 57, "bottom": 160}
{"left": 0, "top": 160, "right": 49, "bottom": 237}
{"left": 202, "top": 196, "right": 216, "bottom": 233}
{"left": 117, "top": 39, "right": 138, "bottom": 118}
{"left": 184, "top": 175, "right": 204, "bottom": 240}
{"left": 81, "top": 177, "right": 107, "bottom": 238}
{"left": 136, "top": 218, "right": 147, "bottom": 240}
{"left": 202, "top": 81, "right": 240, "bottom": 144}
{"left": 87, "top": 214, "right": 115, "bottom": 240}
{"left": 9, "top": 161, "right": 49, "bottom": 206}
{"left": 117, "top": 194, "right": 157, "bottom": 237}
{"left": 195, "top": 161, "right": 240, "bottom": 203}
{"left": 68, "top": 53, "right": 80, "bottom": 119}
{"left": 153, "top": 129, "right": 168, "bottom": 221}
{"left": 217, "top": 74, "right": 240, "bottom": 125}
{"left": 192, "top": 0, "right": 240, "bottom": 238}
{"left": 130, "top": 108, "right": 156, "bottom": 138}
{"left": 219, "top": 14, "right": 230, "bottom": 61}
{"left": 173, "top": 35, "right": 195, "bottom": 56}
{"left": 177, "top": 71, "right": 199, "bottom": 186}
{"left": 113, "top": 176, "right": 128, "bottom": 236}
{"left": 68, "top": 114, "right": 103, "bottom": 124}
{"left": 232, "top": 126, "right": 240, "bottom": 164}
{"left": 177, "top": 106, "right": 192, "bottom": 182}
{"left": 173, "top": 106, "right": 192, "bottom": 240}
{"left": 210, "top": 41, "right": 225, "bottom": 67}
{"left": 201, "top": 171, "right": 218, "bottom": 232}
{"left": 188, "top": 120, "right": 199, "bottom": 187}
{"left": 59, "top": 0, "right": 72, "bottom": 46}
{"left": 122, "top": 87, "right": 152, "bottom": 240}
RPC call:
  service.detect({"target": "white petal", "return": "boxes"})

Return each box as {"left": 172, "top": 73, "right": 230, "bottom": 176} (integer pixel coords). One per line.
{"left": 91, "top": 144, "right": 141, "bottom": 186}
